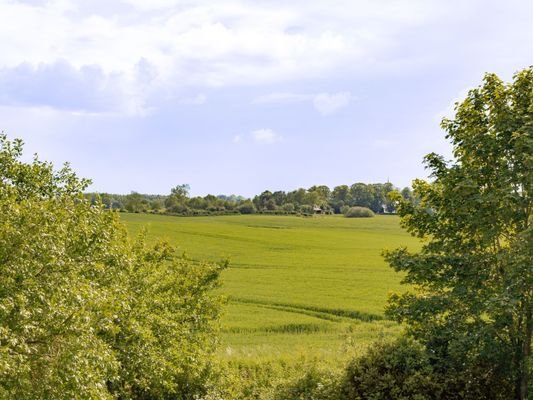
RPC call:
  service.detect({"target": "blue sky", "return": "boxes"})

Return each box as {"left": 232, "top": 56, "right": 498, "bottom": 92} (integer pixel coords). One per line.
{"left": 1, "top": 0, "right": 532, "bottom": 197}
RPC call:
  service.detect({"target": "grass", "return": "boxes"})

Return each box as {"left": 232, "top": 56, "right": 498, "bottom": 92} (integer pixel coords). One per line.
{"left": 121, "top": 213, "right": 419, "bottom": 364}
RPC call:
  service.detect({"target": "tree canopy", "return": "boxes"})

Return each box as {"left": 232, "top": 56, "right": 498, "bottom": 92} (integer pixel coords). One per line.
{"left": 0, "top": 134, "right": 225, "bottom": 399}
{"left": 385, "top": 67, "right": 532, "bottom": 399}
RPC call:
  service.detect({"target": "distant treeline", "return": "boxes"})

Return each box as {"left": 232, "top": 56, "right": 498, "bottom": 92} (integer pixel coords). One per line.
{"left": 86, "top": 182, "right": 416, "bottom": 216}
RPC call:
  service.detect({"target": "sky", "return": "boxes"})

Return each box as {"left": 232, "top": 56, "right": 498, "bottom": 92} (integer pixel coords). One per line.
{"left": 1, "top": 0, "right": 532, "bottom": 197}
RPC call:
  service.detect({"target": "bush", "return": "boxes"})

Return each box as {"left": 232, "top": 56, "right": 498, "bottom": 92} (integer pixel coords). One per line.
{"left": 300, "top": 204, "right": 314, "bottom": 215}
{"left": 340, "top": 338, "right": 437, "bottom": 400}
{"left": 344, "top": 206, "right": 375, "bottom": 218}
{"left": 281, "top": 203, "right": 295, "bottom": 212}
{"left": 238, "top": 201, "right": 256, "bottom": 214}
{"left": 272, "top": 366, "right": 341, "bottom": 400}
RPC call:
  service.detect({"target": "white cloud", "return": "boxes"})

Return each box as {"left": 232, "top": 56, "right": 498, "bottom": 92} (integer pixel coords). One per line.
{"left": 255, "top": 91, "right": 352, "bottom": 115}
{"left": 1, "top": 0, "right": 532, "bottom": 114}
{"left": 251, "top": 128, "right": 282, "bottom": 144}
{"left": 312, "top": 92, "right": 351, "bottom": 115}
{"left": 232, "top": 135, "right": 242, "bottom": 143}
{"left": 0, "top": 60, "right": 141, "bottom": 115}
{"left": 0, "top": 0, "right": 461, "bottom": 85}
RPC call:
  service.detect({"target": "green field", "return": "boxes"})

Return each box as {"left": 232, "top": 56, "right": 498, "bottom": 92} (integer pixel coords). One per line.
{"left": 121, "top": 213, "right": 420, "bottom": 363}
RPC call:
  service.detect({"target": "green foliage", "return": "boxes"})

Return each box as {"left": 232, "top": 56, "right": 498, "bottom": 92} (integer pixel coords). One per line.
{"left": 237, "top": 200, "right": 257, "bottom": 214}
{"left": 344, "top": 206, "right": 375, "bottom": 218}
{"left": 281, "top": 202, "right": 295, "bottom": 212}
{"left": 299, "top": 204, "right": 314, "bottom": 215}
{"left": 384, "top": 67, "right": 533, "bottom": 399}
{"left": 90, "top": 181, "right": 400, "bottom": 217}
{"left": 340, "top": 338, "right": 437, "bottom": 400}
{"left": 105, "top": 243, "right": 225, "bottom": 399}
{"left": 272, "top": 366, "right": 341, "bottom": 400}
{"left": 125, "top": 191, "right": 147, "bottom": 212}
{"left": 0, "top": 134, "right": 225, "bottom": 399}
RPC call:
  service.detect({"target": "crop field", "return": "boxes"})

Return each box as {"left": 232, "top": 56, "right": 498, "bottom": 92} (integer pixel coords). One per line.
{"left": 121, "top": 213, "right": 420, "bottom": 364}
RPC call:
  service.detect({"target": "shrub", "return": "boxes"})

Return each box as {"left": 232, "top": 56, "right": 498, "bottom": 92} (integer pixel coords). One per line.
{"left": 238, "top": 201, "right": 256, "bottom": 214}
{"left": 340, "top": 338, "right": 437, "bottom": 400}
{"left": 300, "top": 204, "right": 314, "bottom": 215}
{"left": 344, "top": 206, "right": 375, "bottom": 218}
{"left": 281, "top": 203, "right": 295, "bottom": 212}
{"left": 273, "top": 366, "right": 341, "bottom": 400}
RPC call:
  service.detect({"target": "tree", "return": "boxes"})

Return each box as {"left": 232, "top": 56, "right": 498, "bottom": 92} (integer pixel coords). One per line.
{"left": 254, "top": 190, "right": 273, "bottom": 210}
{"left": 308, "top": 185, "right": 331, "bottom": 205}
{"left": 272, "top": 190, "right": 287, "bottom": 207}
{"left": 165, "top": 184, "right": 190, "bottom": 212}
{"left": 400, "top": 186, "right": 414, "bottom": 202}
{"left": 287, "top": 188, "right": 307, "bottom": 207}
{"left": 0, "top": 135, "right": 225, "bottom": 398}
{"left": 384, "top": 68, "right": 532, "bottom": 399}
{"left": 125, "top": 191, "right": 145, "bottom": 212}
{"left": 331, "top": 185, "right": 351, "bottom": 213}
{"left": 171, "top": 183, "right": 190, "bottom": 199}
{"left": 237, "top": 200, "right": 256, "bottom": 214}
{"left": 349, "top": 183, "right": 373, "bottom": 209}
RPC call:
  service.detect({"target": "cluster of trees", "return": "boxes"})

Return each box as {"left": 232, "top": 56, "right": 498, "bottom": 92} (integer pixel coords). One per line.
{"left": 251, "top": 182, "right": 406, "bottom": 214}
{"left": 88, "top": 182, "right": 412, "bottom": 217}
{"left": 0, "top": 135, "right": 225, "bottom": 399}
{"left": 86, "top": 188, "right": 248, "bottom": 215}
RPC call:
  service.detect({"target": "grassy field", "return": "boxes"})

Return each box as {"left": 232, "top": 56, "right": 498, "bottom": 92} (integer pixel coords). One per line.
{"left": 121, "top": 213, "right": 420, "bottom": 363}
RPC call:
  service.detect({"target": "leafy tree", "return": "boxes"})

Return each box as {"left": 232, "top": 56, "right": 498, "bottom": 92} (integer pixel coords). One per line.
{"left": 400, "top": 186, "right": 414, "bottom": 202}
{"left": 332, "top": 185, "right": 350, "bottom": 202}
{"left": 287, "top": 188, "right": 307, "bottom": 207}
{"left": 281, "top": 203, "right": 295, "bottom": 213}
{"left": 331, "top": 185, "right": 351, "bottom": 213}
{"left": 188, "top": 196, "right": 208, "bottom": 210}
{"left": 125, "top": 191, "right": 145, "bottom": 212}
{"left": 253, "top": 190, "right": 273, "bottom": 210}
{"left": 308, "top": 185, "right": 331, "bottom": 205}
{"left": 265, "top": 198, "right": 277, "bottom": 211}
{"left": 237, "top": 200, "right": 256, "bottom": 214}
{"left": 0, "top": 135, "right": 225, "bottom": 399}
{"left": 150, "top": 197, "right": 164, "bottom": 211}
{"left": 165, "top": 184, "right": 190, "bottom": 212}
{"left": 385, "top": 68, "right": 532, "bottom": 399}
{"left": 272, "top": 190, "right": 287, "bottom": 206}
{"left": 305, "top": 190, "right": 321, "bottom": 207}
{"left": 204, "top": 194, "right": 220, "bottom": 209}
{"left": 380, "top": 181, "right": 397, "bottom": 213}
{"left": 171, "top": 184, "right": 190, "bottom": 199}
{"left": 349, "top": 183, "right": 374, "bottom": 209}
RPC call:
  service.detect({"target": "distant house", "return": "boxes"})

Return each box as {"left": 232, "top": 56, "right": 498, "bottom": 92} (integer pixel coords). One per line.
{"left": 313, "top": 206, "right": 323, "bottom": 214}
